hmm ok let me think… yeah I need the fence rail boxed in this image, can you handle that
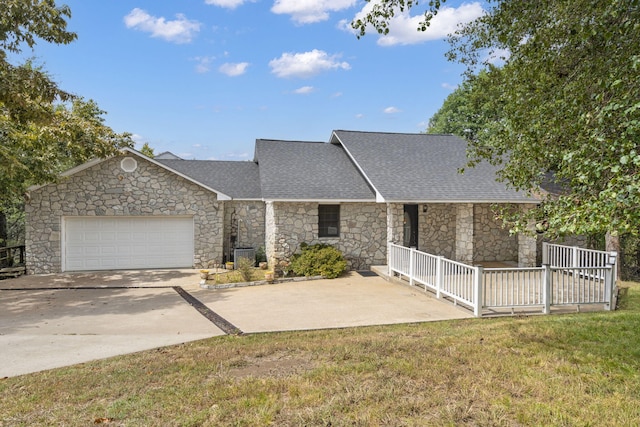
[388,243,617,317]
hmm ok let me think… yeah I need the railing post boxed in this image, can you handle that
[387,242,392,277]
[474,265,483,317]
[435,256,443,299]
[542,264,551,314]
[409,247,415,287]
[572,246,579,268]
[605,252,617,311]
[542,241,549,265]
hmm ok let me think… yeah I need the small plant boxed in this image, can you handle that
[255,246,267,263]
[236,257,255,282]
[290,243,347,279]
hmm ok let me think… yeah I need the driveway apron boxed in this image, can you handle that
[0,270,470,377]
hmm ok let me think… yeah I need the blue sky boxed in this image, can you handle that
[21,0,485,160]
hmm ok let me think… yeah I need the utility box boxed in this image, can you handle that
[233,247,255,268]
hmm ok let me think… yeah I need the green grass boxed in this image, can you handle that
[2,282,640,426]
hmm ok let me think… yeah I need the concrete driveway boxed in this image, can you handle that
[0,270,470,377]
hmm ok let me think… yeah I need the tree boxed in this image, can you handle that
[140,142,155,158]
[426,69,501,144]
[1,1,133,250]
[355,1,640,245]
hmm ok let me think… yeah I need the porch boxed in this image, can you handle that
[376,243,618,317]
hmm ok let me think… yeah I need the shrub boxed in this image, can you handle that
[290,243,347,279]
[236,256,255,282]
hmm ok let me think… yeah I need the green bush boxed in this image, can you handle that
[290,243,347,279]
[236,256,255,282]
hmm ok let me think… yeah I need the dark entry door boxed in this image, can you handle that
[403,204,418,248]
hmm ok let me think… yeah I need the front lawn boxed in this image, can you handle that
[2,282,640,426]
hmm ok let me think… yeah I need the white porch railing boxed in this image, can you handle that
[387,243,617,317]
[388,244,482,316]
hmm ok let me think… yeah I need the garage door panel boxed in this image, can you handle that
[64,217,194,271]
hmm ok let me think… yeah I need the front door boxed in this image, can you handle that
[403,204,418,248]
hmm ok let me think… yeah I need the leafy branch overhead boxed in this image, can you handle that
[357,0,640,238]
[0,0,133,202]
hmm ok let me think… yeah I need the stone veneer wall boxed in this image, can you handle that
[26,155,223,273]
[455,204,475,264]
[419,203,456,259]
[223,201,265,263]
[473,204,518,263]
[266,202,387,273]
[386,203,404,246]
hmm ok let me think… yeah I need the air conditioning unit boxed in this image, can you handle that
[233,247,255,268]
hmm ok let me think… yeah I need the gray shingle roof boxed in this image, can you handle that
[156,159,262,200]
[254,139,376,201]
[331,130,533,203]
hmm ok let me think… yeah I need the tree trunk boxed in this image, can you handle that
[605,232,621,281]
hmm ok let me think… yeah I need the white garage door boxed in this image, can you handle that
[64,217,194,271]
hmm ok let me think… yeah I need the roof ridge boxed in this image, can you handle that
[334,129,458,137]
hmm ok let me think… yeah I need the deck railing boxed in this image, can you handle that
[388,243,617,317]
[0,245,25,267]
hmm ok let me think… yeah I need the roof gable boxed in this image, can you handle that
[255,139,375,201]
[331,130,533,203]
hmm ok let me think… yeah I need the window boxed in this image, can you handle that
[318,204,340,237]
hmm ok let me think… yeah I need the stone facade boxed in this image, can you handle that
[473,204,518,263]
[455,204,475,264]
[223,201,265,263]
[26,155,223,273]
[26,152,539,274]
[265,202,387,273]
[419,203,456,259]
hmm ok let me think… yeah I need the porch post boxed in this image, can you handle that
[455,203,474,264]
[409,247,415,287]
[435,256,443,299]
[474,265,484,317]
[605,252,618,311]
[542,264,551,314]
[518,204,539,267]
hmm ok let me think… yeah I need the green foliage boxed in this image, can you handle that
[290,243,347,279]
[140,142,154,158]
[0,0,133,240]
[362,1,640,239]
[255,246,267,263]
[236,256,255,282]
[446,0,640,239]
[351,0,448,37]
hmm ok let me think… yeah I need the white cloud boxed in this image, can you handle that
[272,0,357,24]
[204,0,248,9]
[355,113,364,119]
[331,92,343,98]
[348,2,484,46]
[384,106,401,114]
[219,62,250,76]
[124,8,201,43]
[441,82,458,90]
[193,56,215,73]
[294,86,315,94]
[484,47,510,65]
[269,49,350,78]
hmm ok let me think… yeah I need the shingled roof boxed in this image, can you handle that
[330,130,534,203]
[156,159,262,200]
[254,139,375,201]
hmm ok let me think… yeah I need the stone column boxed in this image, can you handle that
[386,203,403,246]
[455,203,474,264]
[518,203,538,267]
[264,201,277,270]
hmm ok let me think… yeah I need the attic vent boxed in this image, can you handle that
[120,157,137,173]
